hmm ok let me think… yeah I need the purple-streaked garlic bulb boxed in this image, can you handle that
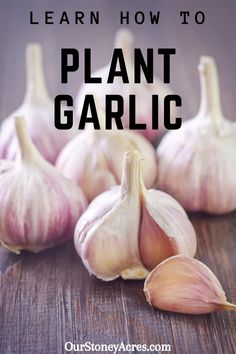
[0,117,87,253]
[0,43,75,163]
[76,29,175,142]
[74,150,196,281]
[156,56,236,214]
[144,256,236,314]
[56,103,157,202]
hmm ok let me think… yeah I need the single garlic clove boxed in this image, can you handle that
[0,43,76,163]
[79,193,148,281]
[74,150,196,281]
[139,190,197,270]
[144,256,236,314]
[75,29,175,142]
[56,102,157,202]
[156,56,236,214]
[75,151,148,281]
[0,117,87,253]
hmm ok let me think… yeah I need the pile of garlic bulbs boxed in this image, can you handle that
[0,37,235,316]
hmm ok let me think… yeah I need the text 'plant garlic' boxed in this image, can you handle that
[74,150,196,281]
[144,256,236,314]
[0,117,87,254]
[156,56,236,214]
[0,43,75,163]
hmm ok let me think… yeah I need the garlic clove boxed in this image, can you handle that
[74,150,196,281]
[0,117,87,253]
[56,102,157,202]
[76,29,175,142]
[144,256,236,314]
[156,56,236,214]
[0,43,76,163]
[79,194,147,281]
[75,151,148,281]
[139,203,178,270]
[139,190,197,270]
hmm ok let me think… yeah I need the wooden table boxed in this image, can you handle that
[0,1,236,353]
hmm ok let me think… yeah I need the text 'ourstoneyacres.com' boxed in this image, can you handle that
[64,341,172,353]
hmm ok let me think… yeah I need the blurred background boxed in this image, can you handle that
[0,0,235,123]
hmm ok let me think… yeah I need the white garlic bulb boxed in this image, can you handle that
[75,29,175,142]
[74,150,196,281]
[0,43,75,163]
[156,56,236,214]
[0,117,87,253]
[56,103,157,202]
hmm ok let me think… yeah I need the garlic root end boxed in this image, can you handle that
[1,241,21,254]
[121,267,149,280]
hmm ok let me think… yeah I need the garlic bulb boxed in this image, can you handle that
[144,256,236,314]
[56,103,157,202]
[75,29,175,142]
[156,56,236,214]
[74,150,196,281]
[0,43,75,163]
[0,117,87,253]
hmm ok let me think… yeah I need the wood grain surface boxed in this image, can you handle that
[0,1,236,354]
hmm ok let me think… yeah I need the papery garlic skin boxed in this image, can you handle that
[0,160,13,175]
[144,256,236,314]
[56,106,157,202]
[0,117,87,253]
[0,44,75,163]
[156,56,236,214]
[75,29,175,142]
[74,150,196,281]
